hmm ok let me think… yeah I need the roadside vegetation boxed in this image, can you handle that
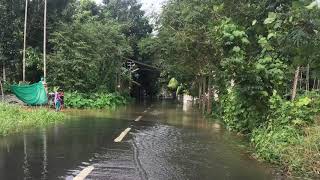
[0,0,153,135]
[0,0,154,98]
[2,0,320,177]
[0,103,64,136]
[139,0,320,177]
[64,92,130,109]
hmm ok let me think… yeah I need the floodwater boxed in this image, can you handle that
[0,101,276,180]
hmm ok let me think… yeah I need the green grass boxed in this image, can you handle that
[0,103,65,136]
[283,125,320,177]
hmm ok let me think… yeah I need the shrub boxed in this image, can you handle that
[251,92,320,176]
[64,92,129,109]
[221,88,264,133]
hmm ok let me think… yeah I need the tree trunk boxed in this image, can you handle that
[198,77,202,108]
[318,80,320,90]
[0,80,4,102]
[313,78,316,90]
[306,64,310,91]
[202,76,206,114]
[115,73,119,92]
[2,61,6,82]
[292,66,300,101]
[207,77,212,114]
[299,69,303,90]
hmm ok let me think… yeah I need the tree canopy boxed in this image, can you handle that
[0,0,155,94]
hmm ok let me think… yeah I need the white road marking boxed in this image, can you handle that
[114,128,131,142]
[135,116,143,122]
[73,166,94,180]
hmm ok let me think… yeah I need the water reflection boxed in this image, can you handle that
[0,101,275,180]
[42,130,48,180]
[23,134,30,180]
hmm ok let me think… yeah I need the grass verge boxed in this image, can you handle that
[0,103,65,136]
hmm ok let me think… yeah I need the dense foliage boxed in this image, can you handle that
[150,0,320,177]
[2,0,320,177]
[252,92,320,175]
[64,92,129,109]
[0,0,154,94]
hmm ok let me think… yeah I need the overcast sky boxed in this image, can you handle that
[94,0,167,15]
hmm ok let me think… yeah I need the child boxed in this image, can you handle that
[54,91,62,112]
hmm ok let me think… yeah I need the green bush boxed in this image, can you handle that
[221,88,264,133]
[64,92,129,109]
[252,126,301,164]
[0,103,65,136]
[251,92,320,176]
[167,78,179,90]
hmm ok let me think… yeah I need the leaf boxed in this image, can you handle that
[241,37,250,44]
[252,20,257,26]
[264,12,277,24]
[232,46,241,53]
[267,33,275,39]
[232,30,245,37]
[261,91,269,97]
[306,1,317,9]
[296,97,311,107]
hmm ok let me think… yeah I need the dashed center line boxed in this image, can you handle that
[73,166,94,180]
[114,128,132,142]
[114,111,148,143]
[74,109,151,179]
[135,116,143,122]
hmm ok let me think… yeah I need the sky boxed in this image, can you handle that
[94,0,167,15]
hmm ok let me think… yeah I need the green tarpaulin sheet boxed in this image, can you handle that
[11,81,48,105]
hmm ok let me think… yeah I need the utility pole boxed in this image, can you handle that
[43,0,47,83]
[23,0,28,82]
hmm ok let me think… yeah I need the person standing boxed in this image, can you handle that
[54,91,62,112]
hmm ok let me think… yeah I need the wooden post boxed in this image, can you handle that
[43,0,47,83]
[292,66,300,101]
[23,0,28,82]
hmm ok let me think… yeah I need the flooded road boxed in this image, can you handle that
[0,101,275,179]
